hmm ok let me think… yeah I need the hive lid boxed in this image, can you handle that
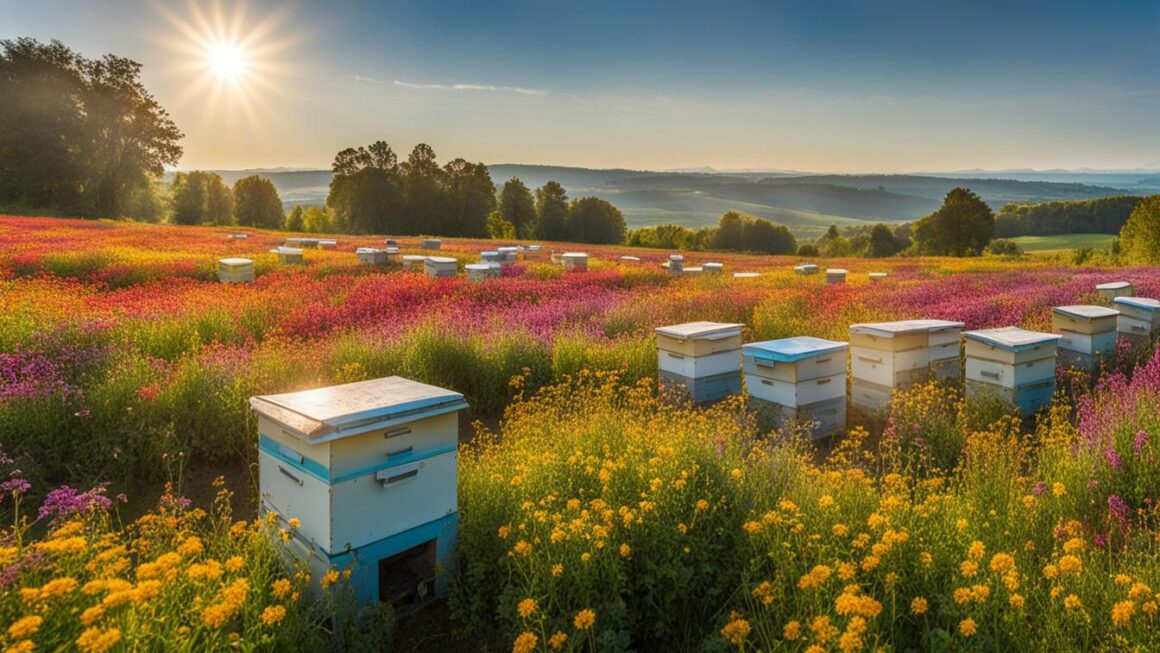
[219,257,252,267]
[562,252,588,258]
[318,239,337,245]
[272,247,303,254]
[704,262,724,268]
[868,272,888,277]
[1114,296,1160,311]
[655,321,743,341]
[850,319,966,337]
[669,254,684,261]
[743,336,848,363]
[1053,305,1119,319]
[1097,281,1132,290]
[355,247,383,254]
[250,376,468,442]
[620,256,641,261]
[826,268,848,274]
[425,256,457,264]
[465,263,496,270]
[733,272,760,278]
[402,255,428,261]
[963,326,1060,351]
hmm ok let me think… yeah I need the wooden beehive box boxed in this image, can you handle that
[421,239,442,250]
[656,321,743,357]
[825,269,847,285]
[1097,281,1133,300]
[465,263,500,282]
[562,252,588,272]
[1052,305,1119,336]
[401,255,427,271]
[424,257,458,278]
[218,257,254,283]
[1113,297,1160,336]
[963,327,1059,395]
[703,262,724,274]
[252,376,467,556]
[742,336,847,384]
[271,247,304,264]
[356,248,388,266]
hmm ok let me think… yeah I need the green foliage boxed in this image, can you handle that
[566,197,627,244]
[0,38,183,219]
[866,223,903,257]
[626,224,703,250]
[912,187,995,256]
[534,181,570,241]
[283,205,305,232]
[995,195,1141,237]
[627,212,794,254]
[301,206,331,233]
[986,238,1024,256]
[171,171,233,226]
[232,175,284,229]
[1119,195,1160,265]
[498,178,537,239]
[797,243,820,257]
[486,210,516,239]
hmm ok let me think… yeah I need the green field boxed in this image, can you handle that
[1010,233,1115,253]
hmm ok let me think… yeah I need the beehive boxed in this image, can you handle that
[424,256,458,279]
[230,233,249,240]
[656,322,743,404]
[401,255,426,271]
[1113,297,1160,340]
[794,264,819,276]
[743,337,848,438]
[1052,305,1119,370]
[825,269,847,285]
[497,246,520,264]
[562,252,588,272]
[1097,282,1133,300]
[963,327,1060,414]
[525,245,543,259]
[286,237,319,249]
[271,247,304,264]
[421,239,442,250]
[868,272,888,282]
[619,256,641,264]
[733,272,760,279]
[703,262,724,274]
[683,266,704,275]
[848,319,965,409]
[385,239,398,247]
[252,376,467,605]
[465,263,500,282]
[218,257,254,283]
[480,251,504,264]
[356,248,388,266]
[318,239,337,249]
[667,255,684,275]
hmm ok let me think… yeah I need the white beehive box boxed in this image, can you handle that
[252,376,467,555]
[465,263,500,282]
[659,348,741,378]
[1097,282,1133,300]
[850,319,964,383]
[271,247,304,264]
[318,239,337,249]
[794,264,819,276]
[703,262,724,274]
[218,257,254,283]
[1113,297,1160,336]
[742,336,847,383]
[401,255,427,271]
[525,245,543,259]
[356,248,388,266]
[850,378,895,411]
[1052,305,1119,335]
[868,272,888,282]
[562,252,588,272]
[733,272,760,279]
[619,256,641,264]
[747,374,844,409]
[667,255,684,275]
[963,328,1059,407]
[656,321,743,357]
[480,251,504,264]
[286,237,319,249]
[963,327,1061,366]
[683,266,704,275]
[825,269,847,285]
[656,322,744,405]
[421,239,442,250]
[850,319,964,352]
[424,256,458,278]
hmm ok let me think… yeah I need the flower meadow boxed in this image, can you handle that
[4,215,1160,650]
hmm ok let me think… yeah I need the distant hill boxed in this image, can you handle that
[177,165,1154,238]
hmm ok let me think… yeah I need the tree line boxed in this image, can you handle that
[627,211,798,254]
[995,195,1141,237]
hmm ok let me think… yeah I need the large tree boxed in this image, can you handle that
[866,223,902,258]
[498,178,537,239]
[566,197,626,244]
[233,175,284,229]
[171,171,231,225]
[912,187,995,256]
[0,38,182,218]
[443,158,495,238]
[326,141,402,234]
[1119,195,1160,265]
[534,181,569,241]
[401,143,447,235]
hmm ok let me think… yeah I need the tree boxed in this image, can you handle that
[401,143,447,235]
[284,205,305,232]
[535,181,569,241]
[744,218,797,254]
[326,141,404,234]
[797,244,820,257]
[302,206,332,233]
[911,187,995,256]
[866,223,902,258]
[1119,195,1160,264]
[233,175,283,228]
[498,178,537,239]
[711,211,747,251]
[170,171,231,225]
[486,211,516,239]
[566,197,626,244]
[0,38,182,218]
[986,239,1024,256]
[444,158,494,238]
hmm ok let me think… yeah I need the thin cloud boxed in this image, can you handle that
[351,75,387,84]
[393,79,546,97]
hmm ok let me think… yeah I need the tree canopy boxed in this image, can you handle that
[912,187,995,256]
[171,171,232,226]
[233,175,284,229]
[566,197,627,244]
[995,196,1140,237]
[1119,195,1160,265]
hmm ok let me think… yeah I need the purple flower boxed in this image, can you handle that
[1094,532,1108,548]
[38,485,112,520]
[1134,430,1149,455]
[1105,447,1123,470]
[1108,494,1130,531]
[1032,481,1047,496]
[0,476,31,499]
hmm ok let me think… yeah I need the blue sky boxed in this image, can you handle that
[3,0,1158,171]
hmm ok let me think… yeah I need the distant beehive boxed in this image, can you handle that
[271,247,304,264]
[1096,282,1133,300]
[825,269,847,285]
[230,233,249,240]
[848,320,965,411]
[424,256,458,279]
[562,252,588,272]
[218,257,254,283]
[251,376,467,607]
[1052,305,1119,370]
[733,272,760,279]
[524,245,543,259]
[401,255,427,271]
[868,272,888,282]
[356,248,388,266]
[655,322,743,404]
[496,246,520,265]
[703,262,724,274]
[1113,297,1160,343]
[318,239,337,249]
[465,263,500,282]
[794,264,819,276]
[286,237,319,249]
[619,255,641,264]
[667,255,684,275]
[421,239,442,250]
[963,327,1060,415]
[480,251,504,264]
[743,336,848,439]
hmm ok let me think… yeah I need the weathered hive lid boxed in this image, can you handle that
[826,268,848,274]
[620,256,641,262]
[800,263,819,269]
[562,252,588,258]
[743,336,848,363]
[733,272,760,278]
[219,257,253,267]
[655,321,743,341]
[1114,296,1160,311]
[1097,281,1132,290]
[669,254,684,261]
[273,246,303,254]
[426,256,457,264]
[963,326,1060,352]
[402,255,428,261]
[1053,305,1119,319]
[355,247,383,254]
[250,376,468,443]
[850,319,966,337]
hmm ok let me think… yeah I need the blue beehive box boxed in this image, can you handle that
[743,337,848,437]
[964,327,1060,414]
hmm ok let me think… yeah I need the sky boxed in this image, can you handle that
[3,0,1159,173]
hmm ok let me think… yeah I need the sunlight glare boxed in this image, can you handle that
[206,41,248,82]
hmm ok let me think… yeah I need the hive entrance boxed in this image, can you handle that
[378,539,437,609]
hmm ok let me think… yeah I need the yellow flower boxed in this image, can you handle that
[551,563,564,577]
[77,627,122,653]
[225,556,244,573]
[1058,555,1082,574]
[1112,600,1135,627]
[574,608,596,630]
[513,540,532,556]
[798,565,833,590]
[320,569,341,589]
[7,616,42,639]
[695,499,709,511]
[919,551,932,566]
[5,641,35,653]
[960,560,979,578]
[177,536,203,557]
[1115,574,1133,585]
[955,519,968,531]
[819,495,835,508]
[1064,594,1082,610]
[81,605,105,625]
[517,598,537,618]
[1062,537,1085,554]
[1052,482,1066,497]
[910,597,928,615]
[783,620,801,640]
[548,631,568,649]
[513,631,538,653]
[989,553,1015,573]
[730,468,742,480]
[619,543,631,558]
[288,517,301,529]
[953,587,972,605]
[1009,593,1025,609]
[498,525,511,539]
[272,578,292,599]
[967,541,985,560]
[261,605,287,626]
[1043,564,1059,579]
[958,617,977,637]
[805,647,826,653]
[580,552,591,563]
[721,614,751,646]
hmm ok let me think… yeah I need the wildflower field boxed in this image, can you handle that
[4,215,1160,651]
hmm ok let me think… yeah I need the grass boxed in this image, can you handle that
[1011,233,1115,253]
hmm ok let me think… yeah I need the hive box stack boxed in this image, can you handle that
[825,269,847,285]
[656,322,744,404]
[562,252,588,272]
[849,320,965,411]
[356,248,388,266]
[401,255,426,271]
[218,258,254,283]
[251,376,467,607]
[1097,282,1134,301]
[963,327,1060,415]
[742,337,848,438]
[497,246,520,265]
[465,263,500,282]
[421,239,442,250]
[1052,305,1119,370]
[424,256,458,279]
[794,264,819,276]
[667,255,684,275]
[271,247,304,264]
[1113,297,1160,344]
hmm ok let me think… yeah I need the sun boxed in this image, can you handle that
[206,41,249,82]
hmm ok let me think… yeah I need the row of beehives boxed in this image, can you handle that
[656,289,1160,438]
[793,263,888,284]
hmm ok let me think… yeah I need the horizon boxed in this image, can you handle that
[3,0,1158,173]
